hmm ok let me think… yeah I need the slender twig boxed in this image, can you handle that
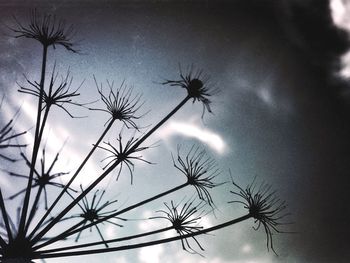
[18,45,48,237]
[34,214,251,258]
[0,189,13,242]
[36,226,173,254]
[33,182,188,250]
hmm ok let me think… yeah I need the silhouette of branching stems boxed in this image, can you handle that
[0,10,290,263]
[0,99,27,162]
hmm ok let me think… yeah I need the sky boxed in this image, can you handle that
[0,0,350,262]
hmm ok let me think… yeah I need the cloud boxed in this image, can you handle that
[330,0,350,79]
[157,120,226,154]
[139,244,164,263]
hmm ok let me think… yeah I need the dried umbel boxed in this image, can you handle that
[66,187,125,247]
[172,146,221,205]
[0,99,27,162]
[89,77,144,128]
[152,200,205,255]
[98,134,152,184]
[7,148,73,209]
[162,65,217,117]
[18,65,84,118]
[11,9,77,52]
[229,178,290,254]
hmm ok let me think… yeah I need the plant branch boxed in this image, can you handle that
[25,186,44,233]
[0,189,13,242]
[38,226,173,254]
[34,214,251,258]
[33,182,188,250]
[31,95,190,245]
[18,45,48,237]
[29,118,115,240]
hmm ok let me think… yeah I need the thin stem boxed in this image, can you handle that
[128,95,190,151]
[33,182,188,250]
[37,105,51,150]
[0,236,6,248]
[19,45,48,237]
[34,214,252,258]
[38,226,173,254]
[0,189,13,242]
[31,96,190,245]
[29,119,115,240]
[25,186,44,233]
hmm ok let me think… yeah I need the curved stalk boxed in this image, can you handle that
[0,189,13,242]
[34,214,252,258]
[25,186,44,233]
[33,182,188,250]
[19,45,48,236]
[38,226,173,254]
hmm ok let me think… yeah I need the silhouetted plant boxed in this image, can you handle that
[172,146,220,206]
[18,64,84,118]
[97,134,152,184]
[0,99,27,162]
[162,65,216,117]
[66,187,125,247]
[0,10,291,263]
[11,9,77,52]
[7,148,74,209]
[89,77,144,128]
[151,199,206,255]
[229,178,290,255]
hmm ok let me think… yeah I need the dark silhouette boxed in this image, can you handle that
[0,10,290,263]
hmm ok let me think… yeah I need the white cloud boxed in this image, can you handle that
[157,121,226,154]
[330,0,350,78]
[139,244,164,263]
[330,0,350,30]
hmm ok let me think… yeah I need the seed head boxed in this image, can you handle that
[68,187,125,247]
[173,146,221,205]
[89,77,144,129]
[18,65,84,118]
[97,134,152,184]
[229,178,290,255]
[162,65,217,117]
[11,9,77,52]
[7,148,75,209]
[152,200,205,255]
[0,100,27,162]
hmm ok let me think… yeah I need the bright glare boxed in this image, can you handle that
[330,0,350,78]
[241,243,252,254]
[330,0,350,29]
[158,121,226,154]
[139,245,164,263]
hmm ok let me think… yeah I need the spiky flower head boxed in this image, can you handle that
[68,187,125,247]
[162,65,217,117]
[18,65,84,118]
[173,146,220,205]
[229,178,290,254]
[7,148,74,209]
[97,134,152,184]
[11,9,77,52]
[0,119,26,162]
[89,77,144,129]
[152,200,205,255]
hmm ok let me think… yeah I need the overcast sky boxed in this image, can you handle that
[1,0,350,263]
